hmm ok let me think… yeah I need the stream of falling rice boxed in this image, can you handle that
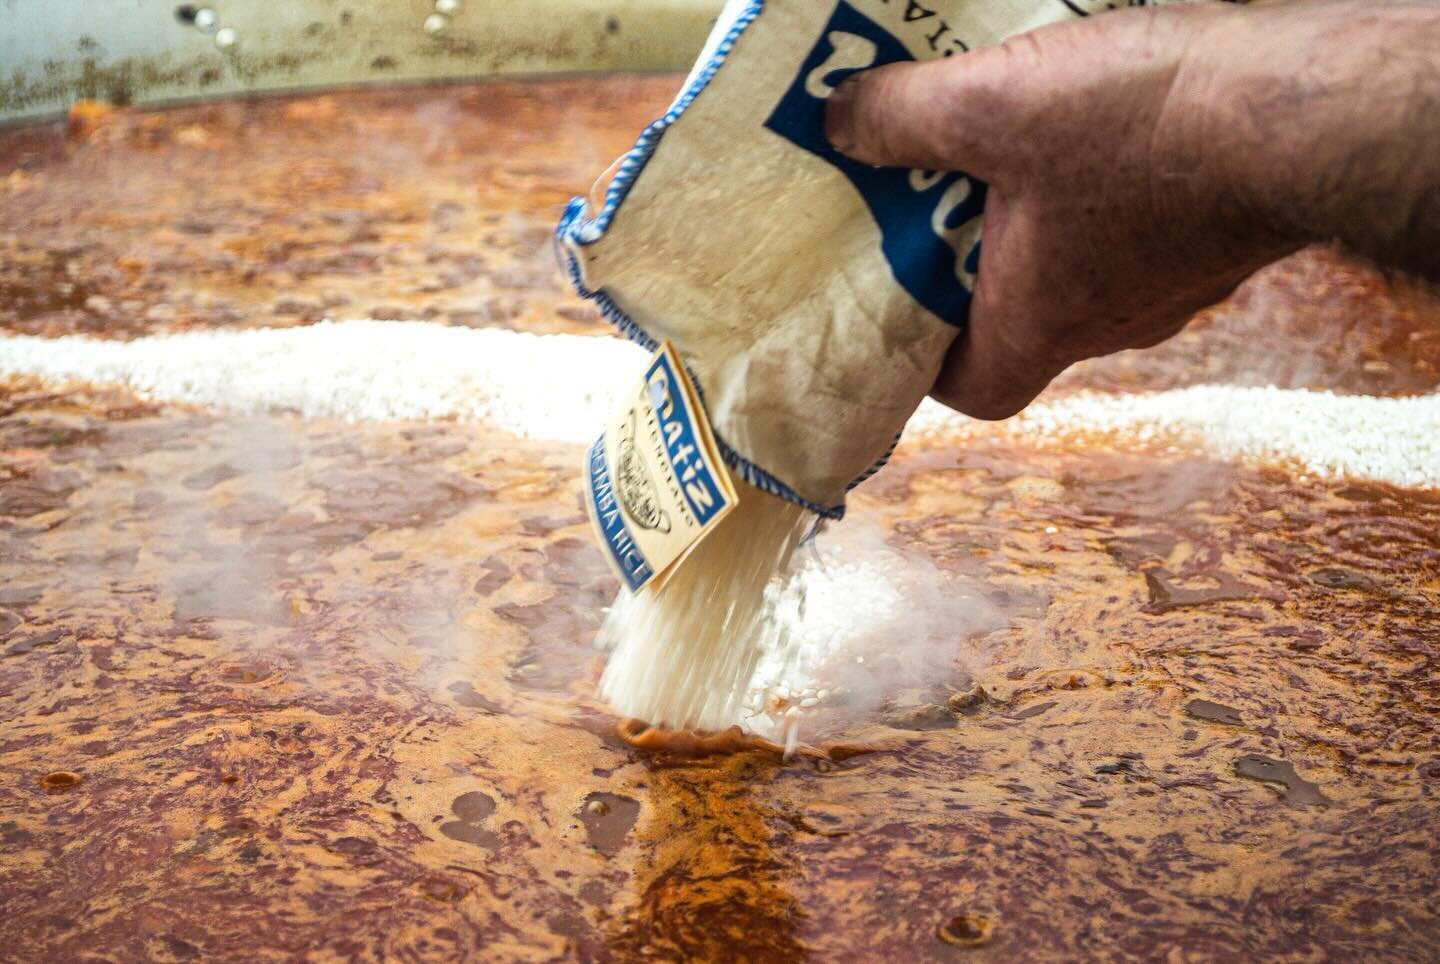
[597,481,812,732]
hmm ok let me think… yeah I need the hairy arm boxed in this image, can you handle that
[825,0,1440,418]
[1199,0,1440,279]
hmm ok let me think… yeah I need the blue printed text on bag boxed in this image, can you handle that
[764,0,985,326]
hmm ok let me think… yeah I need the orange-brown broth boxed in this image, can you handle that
[1,77,1438,962]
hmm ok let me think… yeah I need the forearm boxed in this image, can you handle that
[1191,0,1440,280]
[824,0,1439,417]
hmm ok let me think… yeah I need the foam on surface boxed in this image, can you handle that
[730,523,1004,739]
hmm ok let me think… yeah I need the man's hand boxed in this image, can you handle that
[825,0,1440,419]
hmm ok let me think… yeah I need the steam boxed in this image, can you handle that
[731,514,1007,739]
[160,418,300,631]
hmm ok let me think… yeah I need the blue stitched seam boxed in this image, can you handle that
[555,0,890,523]
[557,226,848,521]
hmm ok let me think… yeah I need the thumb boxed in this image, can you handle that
[823,53,1011,176]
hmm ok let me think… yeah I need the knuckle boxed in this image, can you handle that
[993,31,1046,78]
[844,65,909,161]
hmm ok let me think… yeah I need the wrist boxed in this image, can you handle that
[1191,1,1440,277]
[1141,3,1306,271]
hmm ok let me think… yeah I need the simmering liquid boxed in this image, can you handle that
[1,77,1437,961]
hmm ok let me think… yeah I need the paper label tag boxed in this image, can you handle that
[584,341,738,593]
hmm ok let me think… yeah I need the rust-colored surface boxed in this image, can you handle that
[1058,246,1440,397]
[2,79,1439,961]
[0,77,670,340]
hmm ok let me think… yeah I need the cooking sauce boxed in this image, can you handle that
[1,77,1438,961]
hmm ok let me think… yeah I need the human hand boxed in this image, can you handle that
[825,0,1440,418]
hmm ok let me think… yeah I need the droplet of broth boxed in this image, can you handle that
[882,702,955,731]
[1143,569,1256,612]
[938,911,994,947]
[40,771,82,793]
[218,662,274,684]
[1095,757,1151,782]
[1184,699,1244,727]
[578,792,639,856]
[327,835,383,864]
[446,681,503,713]
[1234,754,1331,807]
[217,818,258,838]
[1006,700,1058,721]
[0,585,43,607]
[451,790,496,822]
[796,801,863,838]
[440,790,500,847]
[1103,533,1178,569]
[471,555,511,596]
[1307,567,1378,592]
[439,821,500,849]
[546,911,589,940]
[182,462,244,491]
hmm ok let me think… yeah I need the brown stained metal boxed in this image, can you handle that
[0,5,714,125]
[1,78,1439,960]
[0,48,318,120]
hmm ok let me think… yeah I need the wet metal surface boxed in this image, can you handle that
[2,78,1439,961]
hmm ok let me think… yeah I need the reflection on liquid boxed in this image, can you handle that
[1,76,1439,960]
[1185,698,1245,727]
[1234,755,1332,808]
[578,792,640,856]
[2,394,1436,958]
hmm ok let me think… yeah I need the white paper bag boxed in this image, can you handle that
[559,0,1209,518]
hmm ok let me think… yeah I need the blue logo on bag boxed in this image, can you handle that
[764,1,984,326]
[645,351,728,527]
[587,435,654,592]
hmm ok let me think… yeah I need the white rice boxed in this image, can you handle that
[0,319,641,444]
[0,321,1434,489]
[598,477,812,733]
[908,387,1440,488]
[3,319,1434,734]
